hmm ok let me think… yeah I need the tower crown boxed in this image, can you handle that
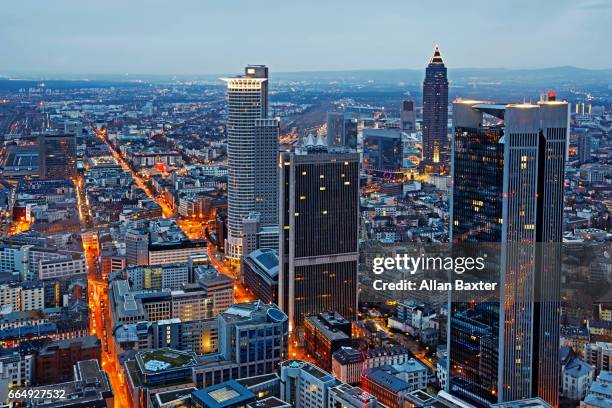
[430,45,444,64]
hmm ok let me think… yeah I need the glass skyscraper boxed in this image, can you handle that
[448,96,569,407]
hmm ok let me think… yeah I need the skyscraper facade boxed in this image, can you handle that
[448,96,569,407]
[326,112,358,149]
[222,66,279,259]
[421,46,449,172]
[578,132,592,164]
[278,138,359,331]
[400,100,417,132]
[38,134,77,179]
[362,128,403,178]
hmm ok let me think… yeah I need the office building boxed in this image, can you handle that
[585,342,612,375]
[400,100,417,132]
[578,133,592,164]
[362,128,403,178]
[243,248,279,305]
[0,349,33,390]
[303,311,352,372]
[34,336,102,385]
[448,96,569,406]
[29,360,113,408]
[125,349,198,408]
[38,254,87,280]
[222,65,279,260]
[0,281,44,312]
[361,366,414,408]
[148,240,207,266]
[126,229,150,266]
[327,112,358,148]
[0,242,67,281]
[278,139,359,330]
[192,380,256,408]
[125,264,190,291]
[280,360,338,408]
[38,134,77,179]
[332,346,363,385]
[242,212,279,256]
[421,46,449,171]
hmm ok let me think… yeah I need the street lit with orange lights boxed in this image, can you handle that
[76,165,129,407]
[94,128,174,218]
[88,275,130,407]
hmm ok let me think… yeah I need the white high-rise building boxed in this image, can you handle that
[221,66,279,260]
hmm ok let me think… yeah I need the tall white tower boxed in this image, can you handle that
[221,66,279,260]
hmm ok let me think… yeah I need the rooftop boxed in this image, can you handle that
[363,365,411,393]
[192,380,255,408]
[281,360,335,382]
[137,349,197,373]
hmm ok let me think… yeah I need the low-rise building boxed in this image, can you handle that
[28,359,113,408]
[328,383,378,408]
[303,312,352,372]
[332,346,362,385]
[242,249,278,305]
[35,336,102,385]
[563,358,594,400]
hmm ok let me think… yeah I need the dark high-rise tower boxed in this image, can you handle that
[448,96,568,407]
[421,45,449,172]
[326,112,358,149]
[278,136,359,331]
[400,100,417,132]
[38,134,77,179]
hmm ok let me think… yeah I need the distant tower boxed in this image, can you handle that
[125,229,149,266]
[578,132,592,164]
[326,112,358,149]
[221,66,279,260]
[400,100,416,132]
[421,45,449,172]
[278,136,359,330]
[38,134,77,179]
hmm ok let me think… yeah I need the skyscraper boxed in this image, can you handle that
[578,132,592,164]
[421,46,449,172]
[125,228,149,266]
[448,95,569,407]
[326,112,358,149]
[38,134,77,179]
[222,66,279,260]
[362,128,403,178]
[278,136,359,330]
[400,100,417,132]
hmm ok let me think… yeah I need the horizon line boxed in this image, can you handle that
[1,65,611,80]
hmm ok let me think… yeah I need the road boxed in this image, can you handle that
[94,128,174,218]
[90,126,259,406]
[76,154,130,407]
[85,243,130,407]
[88,276,130,407]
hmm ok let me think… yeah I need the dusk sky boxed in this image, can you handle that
[1,0,611,75]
